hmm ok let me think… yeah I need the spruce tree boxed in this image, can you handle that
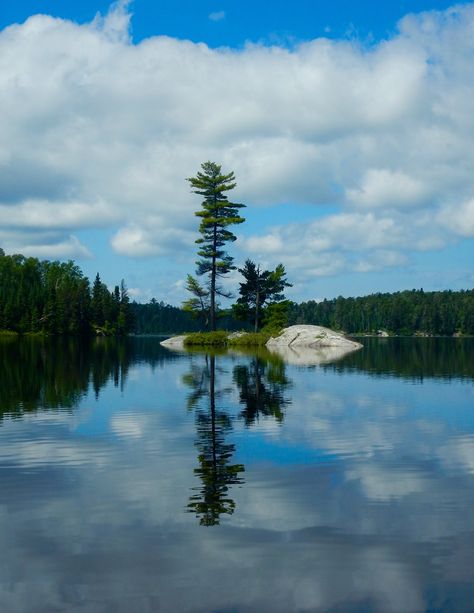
[187,162,245,331]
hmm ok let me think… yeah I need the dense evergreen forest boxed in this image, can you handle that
[289,289,474,336]
[130,300,246,334]
[0,249,132,335]
[1,249,472,336]
[132,289,474,336]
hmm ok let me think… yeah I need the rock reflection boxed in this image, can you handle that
[185,355,245,526]
[267,343,361,366]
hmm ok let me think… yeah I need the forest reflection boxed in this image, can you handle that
[2,336,472,422]
[327,336,474,380]
[2,335,474,532]
[0,335,179,418]
[183,352,290,525]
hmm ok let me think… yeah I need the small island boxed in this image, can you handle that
[161,325,363,365]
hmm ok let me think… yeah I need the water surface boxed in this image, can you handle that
[0,336,473,612]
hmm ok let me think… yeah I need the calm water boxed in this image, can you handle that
[1,336,474,613]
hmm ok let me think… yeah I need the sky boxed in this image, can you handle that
[0,0,473,304]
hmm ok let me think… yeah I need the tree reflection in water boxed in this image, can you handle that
[185,355,245,526]
[0,336,132,417]
[0,335,180,418]
[233,354,291,426]
[184,351,291,526]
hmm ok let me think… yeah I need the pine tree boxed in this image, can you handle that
[187,162,245,331]
[234,260,292,332]
[182,274,210,328]
[91,273,104,327]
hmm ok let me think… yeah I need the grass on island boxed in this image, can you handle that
[183,330,276,347]
[183,331,229,346]
[0,329,19,336]
[228,332,271,347]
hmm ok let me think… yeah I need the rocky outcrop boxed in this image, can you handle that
[160,335,187,349]
[160,325,363,365]
[266,325,363,349]
[265,325,362,365]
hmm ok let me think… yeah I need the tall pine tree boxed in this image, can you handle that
[187,162,245,331]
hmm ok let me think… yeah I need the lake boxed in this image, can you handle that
[1,336,473,612]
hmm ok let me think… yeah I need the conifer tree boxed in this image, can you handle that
[182,274,210,328]
[234,260,292,332]
[187,162,245,331]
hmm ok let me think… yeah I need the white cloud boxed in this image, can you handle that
[437,198,474,237]
[209,11,225,22]
[346,169,429,209]
[0,230,91,259]
[239,210,442,282]
[92,0,133,43]
[0,2,473,284]
[20,235,92,259]
[110,221,195,257]
[0,199,117,229]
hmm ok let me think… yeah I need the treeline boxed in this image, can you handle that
[0,249,133,335]
[290,289,474,336]
[132,289,474,336]
[130,300,245,335]
[2,248,472,337]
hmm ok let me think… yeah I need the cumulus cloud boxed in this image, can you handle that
[437,198,474,237]
[0,2,473,284]
[0,229,91,259]
[110,220,195,257]
[239,210,440,281]
[346,169,430,209]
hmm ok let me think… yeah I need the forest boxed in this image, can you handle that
[289,289,474,336]
[131,288,474,336]
[131,299,243,335]
[0,249,133,335]
[1,248,473,337]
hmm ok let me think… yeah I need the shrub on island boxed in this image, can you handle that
[183,331,274,347]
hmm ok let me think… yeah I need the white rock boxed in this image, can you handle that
[265,325,362,366]
[266,325,363,349]
[160,335,187,349]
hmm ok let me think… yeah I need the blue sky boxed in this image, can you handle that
[0,1,458,46]
[0,0,473,303]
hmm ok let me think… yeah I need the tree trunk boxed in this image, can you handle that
[210,224,217,331]
[254,290,259,332]
[254,266,260,332]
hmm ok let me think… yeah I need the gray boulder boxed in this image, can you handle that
[265,325,362,365]
[160,335,187,349]
[266,325,363,349]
